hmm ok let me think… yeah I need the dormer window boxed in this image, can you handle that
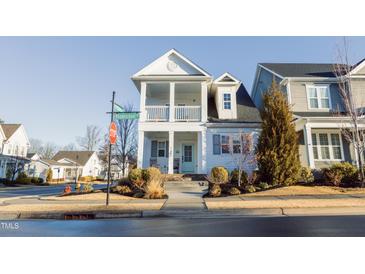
[223,93,231,110]
[307,85,331,109]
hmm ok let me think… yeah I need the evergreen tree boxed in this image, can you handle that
[256,81,301,186]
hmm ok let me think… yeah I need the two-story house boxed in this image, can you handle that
[0,124,30,179]
[132,49,261,174]
[251,60,365,170]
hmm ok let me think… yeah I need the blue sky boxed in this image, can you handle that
[1,36,365,146]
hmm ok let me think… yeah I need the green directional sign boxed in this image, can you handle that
[115,112,140,120]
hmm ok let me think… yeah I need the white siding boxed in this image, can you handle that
[206,127,260,175]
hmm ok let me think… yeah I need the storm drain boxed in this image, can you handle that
[64,213,95,220]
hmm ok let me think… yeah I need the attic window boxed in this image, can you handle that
[223,93,231,110]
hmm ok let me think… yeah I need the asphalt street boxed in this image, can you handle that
[0,183,107,198]
[2,215,365,236]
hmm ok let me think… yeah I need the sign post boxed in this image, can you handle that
[106,91,116,206]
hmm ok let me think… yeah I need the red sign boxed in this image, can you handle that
[109,121,117,145]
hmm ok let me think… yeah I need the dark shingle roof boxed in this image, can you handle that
[52,151,95,166]
[208,84,262,123]
[0,124,21,139]
[259,63,350,78]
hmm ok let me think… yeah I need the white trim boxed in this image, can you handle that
[257,64,285,80]
[287,80,292,105]
[222,92,232,110]
[305,84,332,110]
[311,129,345,162]
[132,49,211,78]
[349,59,365,75]
[214,72,240,84]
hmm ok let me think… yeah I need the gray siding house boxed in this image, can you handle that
[251,60,365,170]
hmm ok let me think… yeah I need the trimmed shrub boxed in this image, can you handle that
[142,167,161,182]
[82,183,94,193]
[144,178,165,199]
[244,185,256,193]
[230,169,248,186]
[227,187,241,195]
[210,166,229,184]
[128,168,144,188]
[17,172,27,180]
[258,182,270,189]
[323,162,358,186]
[115,185,132,195]
[298,167,314,184]
[209,184,222,197]
[15,177,33,184]
[46,168,53,182]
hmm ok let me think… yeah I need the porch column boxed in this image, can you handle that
[352,132,360,167]
[201,82,208,122]
[137,131,144,168]
[169,82,175,122]
[303,124,315,169]
[197,130,207,174]
[168,131,174,174]
[140,82,146,121]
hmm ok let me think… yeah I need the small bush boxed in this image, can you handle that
[30,177,44,184]
[142,167,161,182]
[227,187,241,195]
[144,178,165,199]
[209,184,222,197]
[46,168,53,182]
[244,185,256,193]
[128,168,144,188]
[79,176,94,182]
[15,177,33,184]
[299,167,314,184]
[258,182,270,189]
[230,169,248,185]
[210,166,229,184]
[82,183,94,193]
[115,185,132,195]
[323,162,358,186]
[17,172,27,180]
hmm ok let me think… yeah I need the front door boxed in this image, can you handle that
[182,144,194,173]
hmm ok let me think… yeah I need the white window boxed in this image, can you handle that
[221,135,230,154]
[312,132,343,160]
[232,135,241,154]
[307,85,330,109]
[158,141,166,157]
[223,93,231,110]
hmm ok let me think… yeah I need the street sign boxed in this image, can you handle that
[115,112,140,120]
[109,121,117,145]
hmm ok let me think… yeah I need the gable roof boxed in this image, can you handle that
[214,72,240,83]
[0,124,22,139]
[259,63,354,78]
[208,84,262,123]
[52,151,95,166]
[132,49,211,78]
[42,159,76,167]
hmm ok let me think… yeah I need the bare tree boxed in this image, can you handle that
[77,125,101,151]
[229,132,255,187]
[62,142,77,151]
[116,104,137,177]
[28,138,44,155]
[333,38,365,182]
[42,142,58,159]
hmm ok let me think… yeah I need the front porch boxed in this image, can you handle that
[295,117,362,169]
[137,131,207,174]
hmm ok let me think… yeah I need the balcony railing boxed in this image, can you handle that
[145,105,201,122]
[145,106,169,121]
[175,106,201,121]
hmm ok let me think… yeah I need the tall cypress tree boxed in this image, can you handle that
[256,81,300,186]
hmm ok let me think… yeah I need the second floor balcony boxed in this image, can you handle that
[145,105,201,122]
[140,81,207,123]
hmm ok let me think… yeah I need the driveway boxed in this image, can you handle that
[162,180,208,210]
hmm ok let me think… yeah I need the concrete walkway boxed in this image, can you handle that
[162,180,208,210]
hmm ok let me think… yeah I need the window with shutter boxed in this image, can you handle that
[151,141,157,158]
[213,134,221,155]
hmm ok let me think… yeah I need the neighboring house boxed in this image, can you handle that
[132,49,261,174]
[0,124,30,179]
[251,59,365,169]
[52,151,102,180]
[25,153,76,182]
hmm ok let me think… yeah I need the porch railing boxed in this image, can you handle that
[145,106,169,121]
[175,106,201,121]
